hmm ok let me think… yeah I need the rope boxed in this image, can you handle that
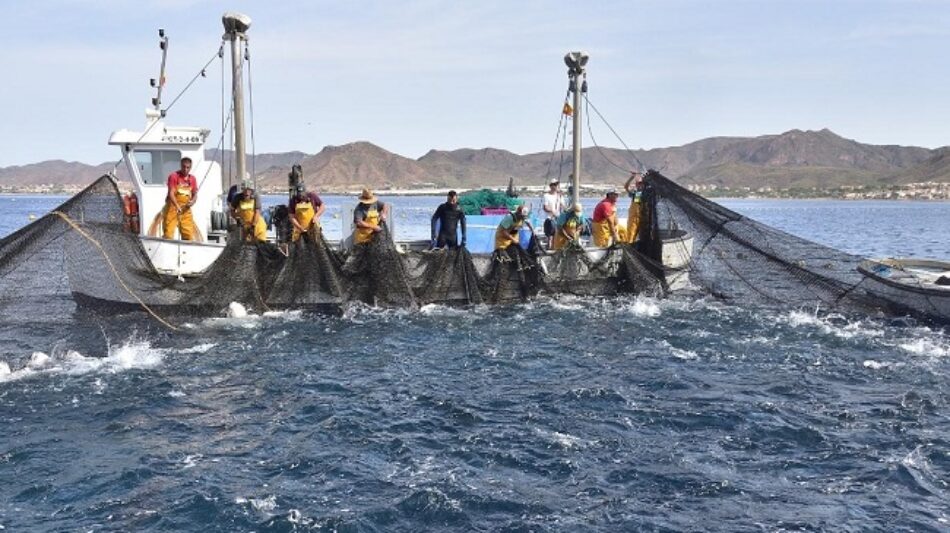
[583,94,646,172]
[50,211,180,331]
[163,45,224,113]
[109,43,226,179]
[544,88,571,183]
[198,108,233,191]
[583,96,640,175]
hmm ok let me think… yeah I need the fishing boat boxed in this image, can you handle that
[857,258,950,322]
[98,14,691,306]
[15,12,950,326]
[106,16,251,276]
[0,12,701,320]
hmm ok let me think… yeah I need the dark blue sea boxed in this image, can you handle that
[1,195,948,532]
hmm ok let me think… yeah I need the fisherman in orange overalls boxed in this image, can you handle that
[162,157,198,240]
[289,185,325,242]
[230,182,268,242]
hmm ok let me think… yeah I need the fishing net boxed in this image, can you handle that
[478,241,545,304]
[265,233,348,309]
[3,173,945,328]
[458,189,523,216]
[407,247,484,305]
[646,170,950,323]
[341,224,418,308]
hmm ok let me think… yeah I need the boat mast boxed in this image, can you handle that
[151,29,169,113]
[564,51,589,207]
[223,12,252,187]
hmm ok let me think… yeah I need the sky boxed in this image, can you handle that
[1,0,949,167]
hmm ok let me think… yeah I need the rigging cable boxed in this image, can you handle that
[583,94,645,175]
[109,43,225,177]
[544,88,571,183]
[583,93,646,172]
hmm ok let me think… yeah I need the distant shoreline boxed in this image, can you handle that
[2,184,949,201]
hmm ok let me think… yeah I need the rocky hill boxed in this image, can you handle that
[3,129,948,193]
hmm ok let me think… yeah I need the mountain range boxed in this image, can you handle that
[3,129,949,192]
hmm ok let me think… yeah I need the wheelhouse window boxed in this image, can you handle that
[131,149,183,185]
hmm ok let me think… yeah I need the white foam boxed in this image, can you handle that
[418,303,472,317]
[178,343,216,354]
[182,454,202,469]
[863,360,890,370]
[670,347,699,360]
[193,302,305,329]
[0,339,165,384]
[247,495,277,514]
[899,338,950,357]
[28,352,51,369]
[262,309,304,321]
[340,302,411,323]
[656,339,698,360]
[536,428,588,450]
[628,298,662,317]
[198,315,262,330]
[781,311,884,340]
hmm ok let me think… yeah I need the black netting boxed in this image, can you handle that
[478,244,545,304]
[409,248,484,305]
[265,233,347,309]
[647,170,949,323]
[341,224,418,308]
[4,173,944,327]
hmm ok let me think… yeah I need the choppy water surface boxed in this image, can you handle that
[0,196,948,531]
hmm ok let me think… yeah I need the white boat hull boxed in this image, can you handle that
[141,236,225,276]
[858,258,950,322]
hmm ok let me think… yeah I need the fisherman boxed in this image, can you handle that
[552,203,586,250]
[430,190,467,249]
[162,157,198,240]
[494,204,534,251]
[591,189,626,247]
[353,188,388,245]
[541,178,564,241]
[230,182,267,242]
[623,171,645,243]
[289,184,325,242]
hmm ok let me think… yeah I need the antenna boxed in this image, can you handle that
[150,29,169,112]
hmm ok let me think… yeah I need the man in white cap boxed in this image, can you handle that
[541,178,564,241]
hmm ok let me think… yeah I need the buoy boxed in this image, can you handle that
[227,301,248,318]
[28,214,36,221]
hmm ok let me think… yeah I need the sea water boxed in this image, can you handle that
[0,195,948,531]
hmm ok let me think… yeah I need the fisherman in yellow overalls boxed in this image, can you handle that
[162,157,198,240]
[591,189,626,247]
[552,203,586,250]
[353,188,388,245]
[494,204,534,251]
[229,183,267,242]
[623,171,645,243]
[289,185,325,242]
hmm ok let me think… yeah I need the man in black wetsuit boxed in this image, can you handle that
[430,190,467,249]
